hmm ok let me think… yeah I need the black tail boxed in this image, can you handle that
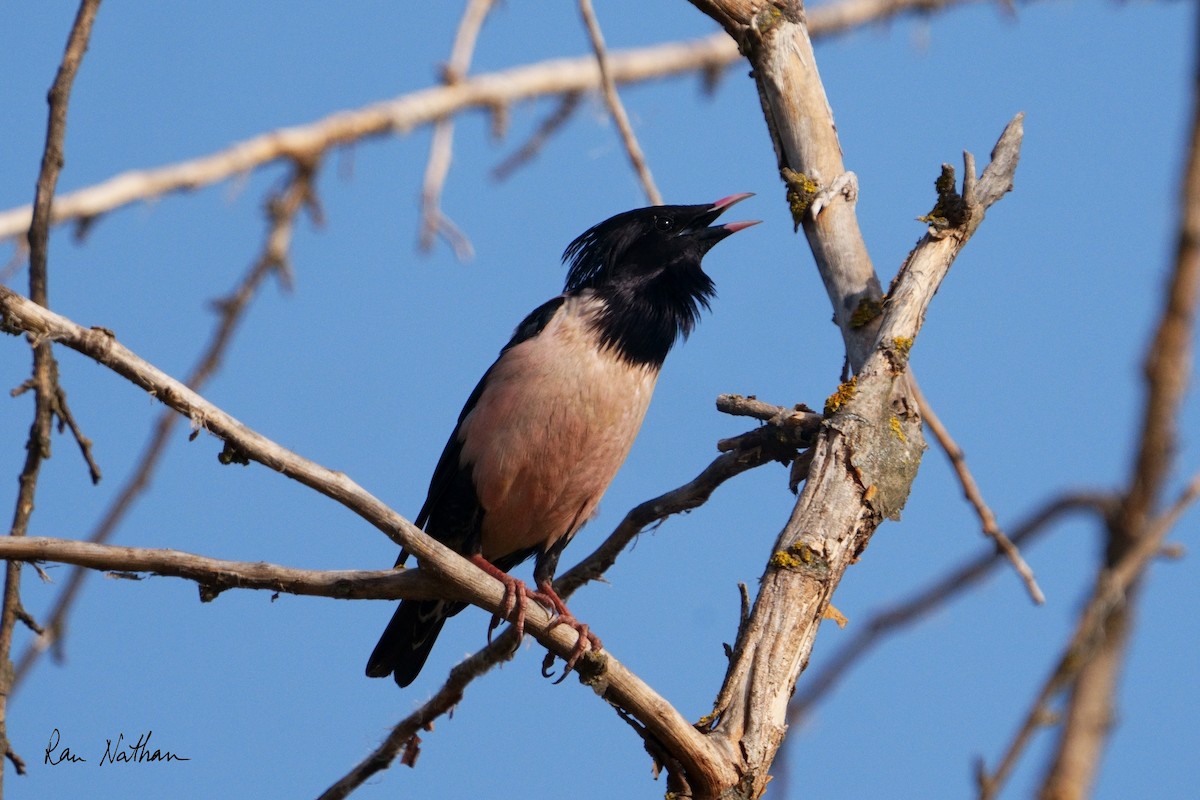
[365,599,454,687]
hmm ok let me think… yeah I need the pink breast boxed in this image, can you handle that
[456,297,658,560]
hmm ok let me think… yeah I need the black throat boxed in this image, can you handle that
[586,269,714,369]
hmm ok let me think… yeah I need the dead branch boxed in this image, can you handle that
[0,536,444,601]
[0,285,737,790]
[0,33,738,242]
[0,0,997,244]
[981,476,1200,799]
[323,406,811,796]
[1025,24,1200,799]
[701,116,1020,799]
[909,377,1044,604]
[0,0,103,785]
[318,627,521,799]
[418,0,494,257]
[558,404,818,598]
[579,0,662,205]
[788,491,1114,727]
[13,164,319,689]
[491,92,583,180]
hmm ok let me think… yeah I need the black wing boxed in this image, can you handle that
[369,296,568,684]
[398,295,567,561]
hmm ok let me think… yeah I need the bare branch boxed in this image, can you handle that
[0,0,997,243]
[697,0,886,371]
[0,34,738,242]
[579,0,662,205]
[1030,27,1200,797]
[323,404,809,794]
[788,491,1114,727]
[0,537,448,599]
[715,393,818,425]
[14,165,319,689]
[685,6,1023,785]
[909,377,1044,604]
[0,536,446,601]
[1,0,103,789]
[0,286,736,789]
[687,5,1025,794]
[557,407,816,599]
[418,0,494,256]
[319,628,520,799]
[491,92,583,180]
[981,476,1200,799]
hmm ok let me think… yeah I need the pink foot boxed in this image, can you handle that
[468,554,529,642]
[531,580,602,683]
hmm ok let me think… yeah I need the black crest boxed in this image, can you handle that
[561,203,741,367]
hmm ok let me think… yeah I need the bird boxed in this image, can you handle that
[365,194,758,687]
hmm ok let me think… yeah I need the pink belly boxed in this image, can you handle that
[456,301,657,559]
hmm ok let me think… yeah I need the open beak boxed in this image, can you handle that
[687,192,761,240]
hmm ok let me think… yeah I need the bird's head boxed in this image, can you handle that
[562,193,757,296]
[561,194,758,366]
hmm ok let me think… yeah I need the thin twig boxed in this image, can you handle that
[417,0,494,257]
[0,537,446,601]
[1030,24,1200,796]
[13,165,319,688]
[492,91,583,180]
[13,606,44,637]
[979,475,1200,799]
[0,0,103,786]
[556,412,814,597]
[0,0,1002,243]
[909,377,1045,604]
[323,414,807,795]
[578,0,662,205]
[0,286,738,788]
[787,491,1114,725]
[317,628,520,800]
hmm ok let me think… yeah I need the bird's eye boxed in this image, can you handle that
[654,216,674,232]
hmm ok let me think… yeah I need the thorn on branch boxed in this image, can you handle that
[31,561,52,583]
[52,382,101,484]
[700,62,727,96]
[71,214,97,242]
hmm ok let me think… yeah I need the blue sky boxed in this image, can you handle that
[2,2,1197,798]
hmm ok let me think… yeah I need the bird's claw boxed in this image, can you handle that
[472,554,530,644]
[527,581,603,682]
[540,610,602,683]
[469,556,602,678]
[486,577,529,644]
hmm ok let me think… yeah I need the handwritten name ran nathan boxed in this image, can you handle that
[44,729,190,766]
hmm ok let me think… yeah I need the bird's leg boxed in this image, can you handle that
[532,580,603,683]
[468,554,528,643]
